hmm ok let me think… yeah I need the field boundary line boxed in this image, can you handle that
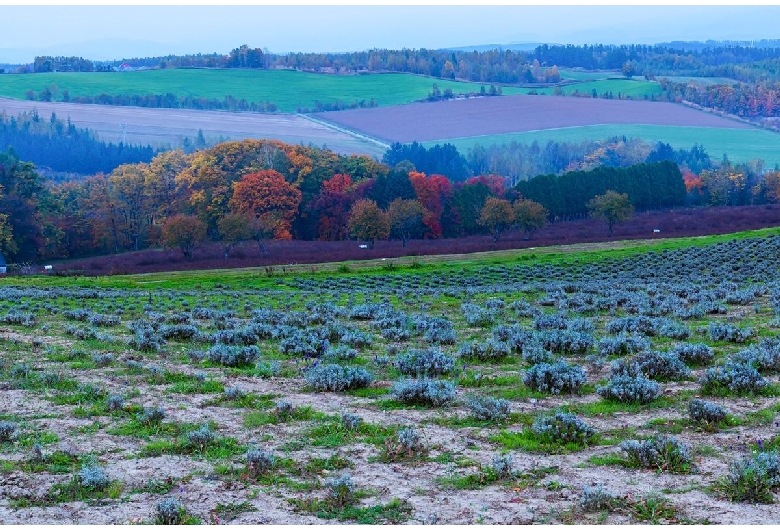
[299,114,391,150]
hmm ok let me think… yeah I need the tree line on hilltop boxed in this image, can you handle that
[16,43,780,119]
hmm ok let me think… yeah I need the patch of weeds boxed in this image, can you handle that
[587,453,630,467]
[298,419,394,448]
[563,396,677,416]
[49,384,108,406]
[15,450,83,474]
[12,429,59,449]
[107,417,191,438]
[205,392,280,410]
[303,454,353,474]
[645,417,687,435]
[743,402,780,426]
[243,404,321,427]
[437,454,516,490]
[129,477,176,495]
[27,471,124,507]
[344,387,390,398]
[212,501,258,522]
[624,492,682,524]
[514,464,560,489]
[140,432,245,461]
[483,384,548,400]
[431,412,532,429]
[289,496,412,524]
[490,425,595,454]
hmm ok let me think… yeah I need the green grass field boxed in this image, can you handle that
[558,69,617,81]
[0,69,533,114]
[426,124,780,166]
[530,79,663,98]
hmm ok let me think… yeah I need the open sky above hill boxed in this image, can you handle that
[1,5,780,63]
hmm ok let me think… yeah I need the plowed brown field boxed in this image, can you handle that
[315,95,752,143]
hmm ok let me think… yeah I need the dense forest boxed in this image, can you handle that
[0,137,777,264]
[0,111,158,175]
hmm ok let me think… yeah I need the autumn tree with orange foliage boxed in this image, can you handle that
[161,215,207,261]
[230,169,302,241]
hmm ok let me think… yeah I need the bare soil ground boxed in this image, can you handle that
[315,94,753,143]
[0,98,383,156]
[54,203,780,276]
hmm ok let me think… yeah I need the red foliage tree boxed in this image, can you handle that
[409,171,451,238]
[229,170,302,240]
[465,174,506,197]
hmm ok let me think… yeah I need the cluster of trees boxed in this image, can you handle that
[0,140,541,261]
[5,136,780,264]
[32,55,100,73]
[0,111,158,175]
[23,45,568,86]
[515,161,686,221]
[532,43,780,78]
[383,142,470,182]
[426,82,503,102]
[659,78,780,118]
[465,137,713,183]
[23,89,282,113]
[0,150,52,261]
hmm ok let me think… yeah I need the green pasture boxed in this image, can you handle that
[530,78,663,98]
[428,124,780,166]
[11,227,780,291]
[0,69,529,114]
[558,69,617,81]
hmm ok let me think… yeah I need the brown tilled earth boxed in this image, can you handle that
[315,94,752,143]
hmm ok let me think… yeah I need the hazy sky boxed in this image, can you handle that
[1,5,779,62]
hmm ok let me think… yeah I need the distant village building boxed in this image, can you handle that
[0,251,6,274]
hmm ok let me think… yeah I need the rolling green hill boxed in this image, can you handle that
[0,69,535,113]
